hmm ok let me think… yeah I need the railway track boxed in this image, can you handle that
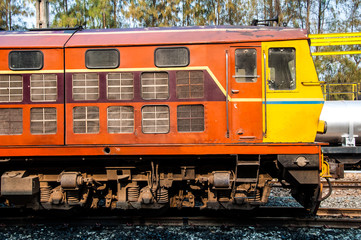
[272,180,361,189]
[0,207,360,228]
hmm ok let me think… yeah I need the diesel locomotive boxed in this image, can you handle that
[0,26,327,213]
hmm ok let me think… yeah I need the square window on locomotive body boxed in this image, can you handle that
[0,75,23,102]
[107,106,134,134]
[0,108,23,135]
[155,47,189,67]
[142,105,170,134]
[30,107,57,135]
[176,71,204,99]
[9,51,43,70]
[177,105,204,132]
[141,72,169,100]
[85,49,120,69]
[268,48,296,90]
[73,106,99,134]
[72,73,99,101]
[235,49,257,83]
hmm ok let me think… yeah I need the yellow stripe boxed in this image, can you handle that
[309,32,361,38]
[226,98,324,102]
[267,98,324,102]
[311,37,361,43]
[231,98,262,102]
[312,50,361,56]
[311,40,361,47]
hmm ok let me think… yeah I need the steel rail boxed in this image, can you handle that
[0,207,359,228]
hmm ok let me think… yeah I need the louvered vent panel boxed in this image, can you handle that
[0,108,23,135]
[107,106,134,133]
[176,71,204,99]
[177,105,204,132]
[72,73,99,100]
[30,74,57,102]
[107,73,134,100]
[141,72,168,100]
[0,75,22,102]
[142,105,169,133]
[30,107,57,134]
[73,106,99,134]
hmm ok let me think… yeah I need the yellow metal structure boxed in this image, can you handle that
[262,40,324,142]
[317,120,326,134]
[310,32,361,56]
[322,83,361,100]
[320,155,332,178]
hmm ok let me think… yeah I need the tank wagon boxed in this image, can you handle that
[317,101,361,169]
[0,26,325,213]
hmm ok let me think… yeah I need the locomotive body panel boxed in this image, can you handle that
[0,27,325,213]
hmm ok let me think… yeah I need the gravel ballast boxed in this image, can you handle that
[1,225,361,240]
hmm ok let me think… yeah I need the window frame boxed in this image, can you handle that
[267,47,296,91]
[234,48,258,83]
[154,47,190,68]
[9,50,44,71]
[85,49,120,69]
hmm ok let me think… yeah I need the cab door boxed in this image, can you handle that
[229,46,263,141]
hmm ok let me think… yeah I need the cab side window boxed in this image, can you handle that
[235,49,257,83]
[268,48,296,90]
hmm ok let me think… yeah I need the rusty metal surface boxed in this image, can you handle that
[0,26,308,49]
[68,26,308,47]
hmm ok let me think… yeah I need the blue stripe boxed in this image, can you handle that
[263,101,324,104]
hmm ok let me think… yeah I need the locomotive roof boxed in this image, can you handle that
[0,26,308,49]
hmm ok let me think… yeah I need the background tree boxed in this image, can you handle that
[1,0,31,30]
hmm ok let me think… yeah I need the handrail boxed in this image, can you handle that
[322,82,360,100]
[309,32,361,56]
[226,50,230,138]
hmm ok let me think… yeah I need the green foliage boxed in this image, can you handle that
[0,0,32,30]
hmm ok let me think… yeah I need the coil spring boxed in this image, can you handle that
[156,188,169,204]
[249,189,261,202]
[67,191,80,205]
[127,186,140,202]
[40,184,51,203]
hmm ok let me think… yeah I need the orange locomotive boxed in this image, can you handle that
[0,26,325,212]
